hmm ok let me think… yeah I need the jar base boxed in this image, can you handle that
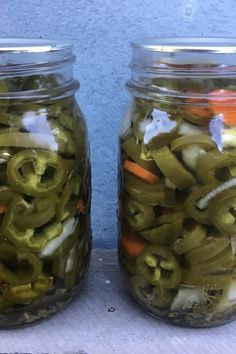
[0,277,87,329]
[0,287,78,330]
[118,262,236,328]
[129,289,236,328]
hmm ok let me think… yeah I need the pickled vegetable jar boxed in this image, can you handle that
[118,38,236,327]
[0,39,91,327]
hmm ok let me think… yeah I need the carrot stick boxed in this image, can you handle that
[121,236,146,256]
[76,199,86,214]
[0,205,7,214]
[123,160,159,184]
[185,97,212,118]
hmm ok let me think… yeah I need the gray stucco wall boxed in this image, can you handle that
[1,0,236,247]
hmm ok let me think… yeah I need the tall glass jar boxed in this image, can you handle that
[0,39,91,327]
[118,38,236,327]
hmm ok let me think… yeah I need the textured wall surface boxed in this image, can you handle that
[1,0,236,247]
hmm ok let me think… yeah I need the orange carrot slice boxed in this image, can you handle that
[76,199,86,214]
[185,97,212,118]
[123,160,159,184]
[0,205,7,214]
[121,236,146,257]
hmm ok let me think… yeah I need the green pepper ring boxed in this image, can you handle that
[7,149,67,197]
[2,273,51,305]
[0,243,42,285]
[136,245,182,289]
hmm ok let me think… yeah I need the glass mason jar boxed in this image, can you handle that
[0,39,91,327]
[118,38,236,327]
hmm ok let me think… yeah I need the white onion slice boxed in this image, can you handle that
[216,281,236,311]
[40,217,77,258]
[197,178,236,210]
[65,245,77,273]
[222,128,236,148]
[165,178,176,189]
[178,122,206,136]
[230,235,236,255]
[171,288,208,311]
[182,145,206,171]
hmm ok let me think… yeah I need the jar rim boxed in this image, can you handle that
[0,38,79,101]
[128,37,236,100]
[0,38,73,54]
[130,37,236,70]
[0,38,75,69]
[132,37,236,54]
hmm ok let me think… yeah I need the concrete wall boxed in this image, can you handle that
[1,0,236,247]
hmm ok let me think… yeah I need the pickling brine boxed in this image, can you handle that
[118,38,236,327]
[0,39,91,327]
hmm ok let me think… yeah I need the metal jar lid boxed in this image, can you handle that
[0,38,74,67]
